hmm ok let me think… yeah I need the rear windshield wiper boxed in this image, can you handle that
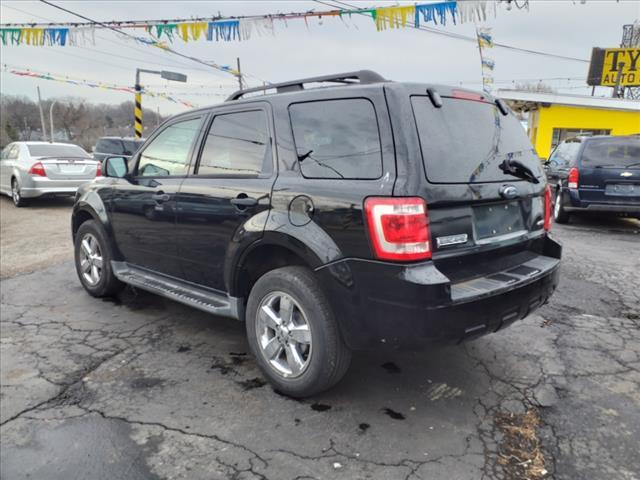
[625,161,640,168]
[499,158,540,184]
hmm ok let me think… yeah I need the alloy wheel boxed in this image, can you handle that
[11,181,20,206]
[78,233,104,286]
[256,291,312,378]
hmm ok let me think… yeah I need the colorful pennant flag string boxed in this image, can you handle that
[476,26,495,93]
[2,66,198,108]
[0,1,510,47]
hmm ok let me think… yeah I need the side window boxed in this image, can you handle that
[197,110,270,176]
[137,118,201,177]
[8,145,19,159]
[0,145,10,160]
[289,98,382,179]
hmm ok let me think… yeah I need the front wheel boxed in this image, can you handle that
[246,266,351,398]
[553,187,570,224]
[74,220,124,297]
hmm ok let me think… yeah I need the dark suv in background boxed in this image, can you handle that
[546,135,640,223]
[93,136,144,162]
[72,71,561,397]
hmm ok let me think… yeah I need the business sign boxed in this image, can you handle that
[587,47,640,87]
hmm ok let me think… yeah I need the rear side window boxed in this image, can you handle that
[197,110,270,176]
[549,141,581,167]
[411,96,543,183]
[289,99,382,179]
[96,139,124,155]
[581,137,640,168]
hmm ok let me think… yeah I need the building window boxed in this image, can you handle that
[551,128,611,150]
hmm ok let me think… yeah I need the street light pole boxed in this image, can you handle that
[49,100,57,143]
[134,68,187,138]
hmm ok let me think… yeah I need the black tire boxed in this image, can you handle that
[11,178,27,207]
[245,266,351,398]
[74,219,124,297]
[553,187,570,224]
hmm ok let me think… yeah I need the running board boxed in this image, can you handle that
[111,261,243,320]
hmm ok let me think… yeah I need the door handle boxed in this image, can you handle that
[230,196,258,207]
[152,192,170,202]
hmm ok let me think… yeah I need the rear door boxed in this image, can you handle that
[577,136,640,204]
[175,105,275,291]
[404,89,546,263]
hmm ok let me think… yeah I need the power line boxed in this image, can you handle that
[316,0,589,63]
[37,0,245,77]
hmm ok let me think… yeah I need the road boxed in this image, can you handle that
[0,203,638,480]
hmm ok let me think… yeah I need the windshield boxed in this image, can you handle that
[28,144,89,158]
[582,137,640,168]
[411,96,543,183]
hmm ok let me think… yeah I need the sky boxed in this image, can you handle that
[0,0,638,115]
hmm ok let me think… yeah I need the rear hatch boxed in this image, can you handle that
[577,136,640,204]
[407,89,548,278]
[37,157,99,180]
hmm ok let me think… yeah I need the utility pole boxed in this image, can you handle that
[134,68,187,138]
[134,69,143,139]
[49,100,57,143]
[36,87,48,142]
[236,57,243,90]
[612,62,625,98]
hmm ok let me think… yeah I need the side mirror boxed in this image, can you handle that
[104,156,128,178]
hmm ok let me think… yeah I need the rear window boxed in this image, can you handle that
[549,140,581,167]
[411,96,543,183]
[581,137,640,168]
[289,98,382,179]
[96,139,124,154]
[27,144,89,158]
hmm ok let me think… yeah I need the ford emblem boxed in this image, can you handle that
[499,184,519,199]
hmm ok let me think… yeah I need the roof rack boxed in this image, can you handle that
[226,70,386,101]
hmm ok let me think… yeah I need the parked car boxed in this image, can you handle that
[71,71,561,397]
[93,137,144,162]
[0,141,101,207]
[545,135,640,223]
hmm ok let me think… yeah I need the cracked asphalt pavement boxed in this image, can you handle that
[1,205,639,479]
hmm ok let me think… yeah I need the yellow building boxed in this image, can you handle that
[498,90,640,159]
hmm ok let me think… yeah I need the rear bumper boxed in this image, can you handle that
[566,190,640,215]
[316,235,561,350]
[20,178,93,198]
[565,203,640,214]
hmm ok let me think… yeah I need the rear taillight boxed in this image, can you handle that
[544,185,552,231]
[28,162,46,177]
[568,167,579,189]
[364,197,431,261]
[95,162,102,177]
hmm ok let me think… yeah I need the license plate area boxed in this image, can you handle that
[605,183,638,197]
[473,201,525,240]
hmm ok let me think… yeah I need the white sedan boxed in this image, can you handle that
[0,141,101,207]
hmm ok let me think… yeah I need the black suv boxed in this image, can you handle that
[545,135,640,223]
[93,136,144,162]
[72,71,561,397]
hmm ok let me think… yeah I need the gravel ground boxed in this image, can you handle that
[0,208,639,480]
[0,195,74,278]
